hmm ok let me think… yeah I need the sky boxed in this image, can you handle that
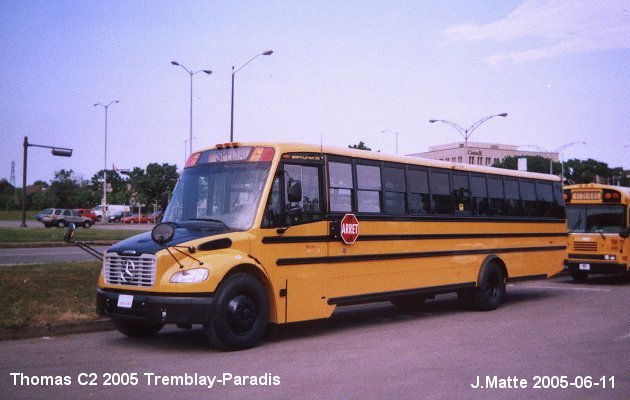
[1,0,629,186]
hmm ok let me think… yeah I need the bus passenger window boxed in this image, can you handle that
[488,176,505,216]
[383,167,406,214]
[504,178,523,216]
[430,170,451,215]
[452,172,471,216]
[357,164,382,213]
[520,180,537,217]
[471,174,489,216]
[329,162,353,212]
[408,168,430,214]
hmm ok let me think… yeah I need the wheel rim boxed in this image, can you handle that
[226,295,258,334]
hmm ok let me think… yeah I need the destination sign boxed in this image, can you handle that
[186,146,275,167]
[572,191,601,201]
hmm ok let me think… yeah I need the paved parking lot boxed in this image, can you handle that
[1,274,628,400]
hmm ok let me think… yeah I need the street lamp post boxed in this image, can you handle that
[429,113,508,148]
[230,50,273,142]
[94,101,119,222]
[171,62,212,154]
[380,130,399,155]
[21,136,73,227]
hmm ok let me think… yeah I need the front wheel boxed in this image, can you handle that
[112,318,164,337]
[83,220,92,229]
[205,273,269,351]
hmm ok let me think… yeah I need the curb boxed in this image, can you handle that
[0,241,116,249]
[0,319,113,341]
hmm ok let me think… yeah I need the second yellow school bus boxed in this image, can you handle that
[563,183,630,281]
[96,142,567,350]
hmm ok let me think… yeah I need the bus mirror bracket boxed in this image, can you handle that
[63,223,104,261]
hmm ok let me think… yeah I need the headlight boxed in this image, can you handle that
[170,268,209,283]
[604,255,616,261]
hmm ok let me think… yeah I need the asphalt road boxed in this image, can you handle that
[1,275,628,400]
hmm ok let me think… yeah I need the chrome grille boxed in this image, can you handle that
[103,253,156,287]
[573,241,598,252]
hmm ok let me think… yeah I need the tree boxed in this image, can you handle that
[349,141,371,151]
[127,163,178,208]
[564,158,629,186]
[493,156,561,175]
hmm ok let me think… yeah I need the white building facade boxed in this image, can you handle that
[408,142,559,167]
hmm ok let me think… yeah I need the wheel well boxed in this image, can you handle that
[479,255,508,282]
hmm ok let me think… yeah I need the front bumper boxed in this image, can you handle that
[563,260,629,275]
[96,289,213,325]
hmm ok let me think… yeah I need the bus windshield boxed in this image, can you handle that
[566,204,626,233]
[163,161,272,230]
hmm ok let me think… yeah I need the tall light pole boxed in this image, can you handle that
[380,130,399,155]
[429,113,508,148]
[94,100,119,222]
[171,61,212,154]
[230,50,273,142]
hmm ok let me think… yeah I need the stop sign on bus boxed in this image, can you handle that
[340,213,359,244]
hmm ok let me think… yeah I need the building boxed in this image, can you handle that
[408,142,559,167]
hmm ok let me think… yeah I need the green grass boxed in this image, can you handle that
[0,227,139,243]
[0,262,102,329]
[0,210,37,220]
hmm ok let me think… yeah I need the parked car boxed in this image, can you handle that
[35,208,53,221]
[75,208,98,223]
[41,208,93,228]
[109,210,133,223]
[92,204,131,222]
[120,213,151,224]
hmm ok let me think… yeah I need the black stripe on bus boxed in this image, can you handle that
[327,282,476,306]
[262,232,567,244]
[276,245,567,266]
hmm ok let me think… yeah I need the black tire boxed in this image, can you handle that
[112,318,164,337]
[569,267,589,282]
[57,220,66,228]
[462,261,506,311]
[205,273,269,350]
[83,220,92,229]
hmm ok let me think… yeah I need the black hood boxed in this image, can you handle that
[107,227,226,256]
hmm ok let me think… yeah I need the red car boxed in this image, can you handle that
[120,213,151,224]
[75,208,98,223]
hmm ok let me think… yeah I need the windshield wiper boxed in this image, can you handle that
[186,218,230,231]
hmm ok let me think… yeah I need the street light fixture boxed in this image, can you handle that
[94,100,119,222]
[171,61,212,154]
[230,50,273,142]
[380,130,399,155]
[21,136,73,227]
[429,113,508,148]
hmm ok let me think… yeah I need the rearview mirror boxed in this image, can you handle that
[287,178,302,203]
[152,223,175,245]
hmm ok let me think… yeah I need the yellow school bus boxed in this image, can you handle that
[563,184,630,281]
[96,142,566,350]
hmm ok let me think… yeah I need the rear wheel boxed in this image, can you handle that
[83,220,92,229]
[57,220,66,228]
[205,273,268,350]
[112,318,164,337]
[460,261,506,311]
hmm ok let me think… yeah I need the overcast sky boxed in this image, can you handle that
[1,0,629,186]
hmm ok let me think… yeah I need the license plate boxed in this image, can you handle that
[117,294,134,308]
[579,263,591,271]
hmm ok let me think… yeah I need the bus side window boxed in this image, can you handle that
[429,170,452,215]
[329,162,353,212]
